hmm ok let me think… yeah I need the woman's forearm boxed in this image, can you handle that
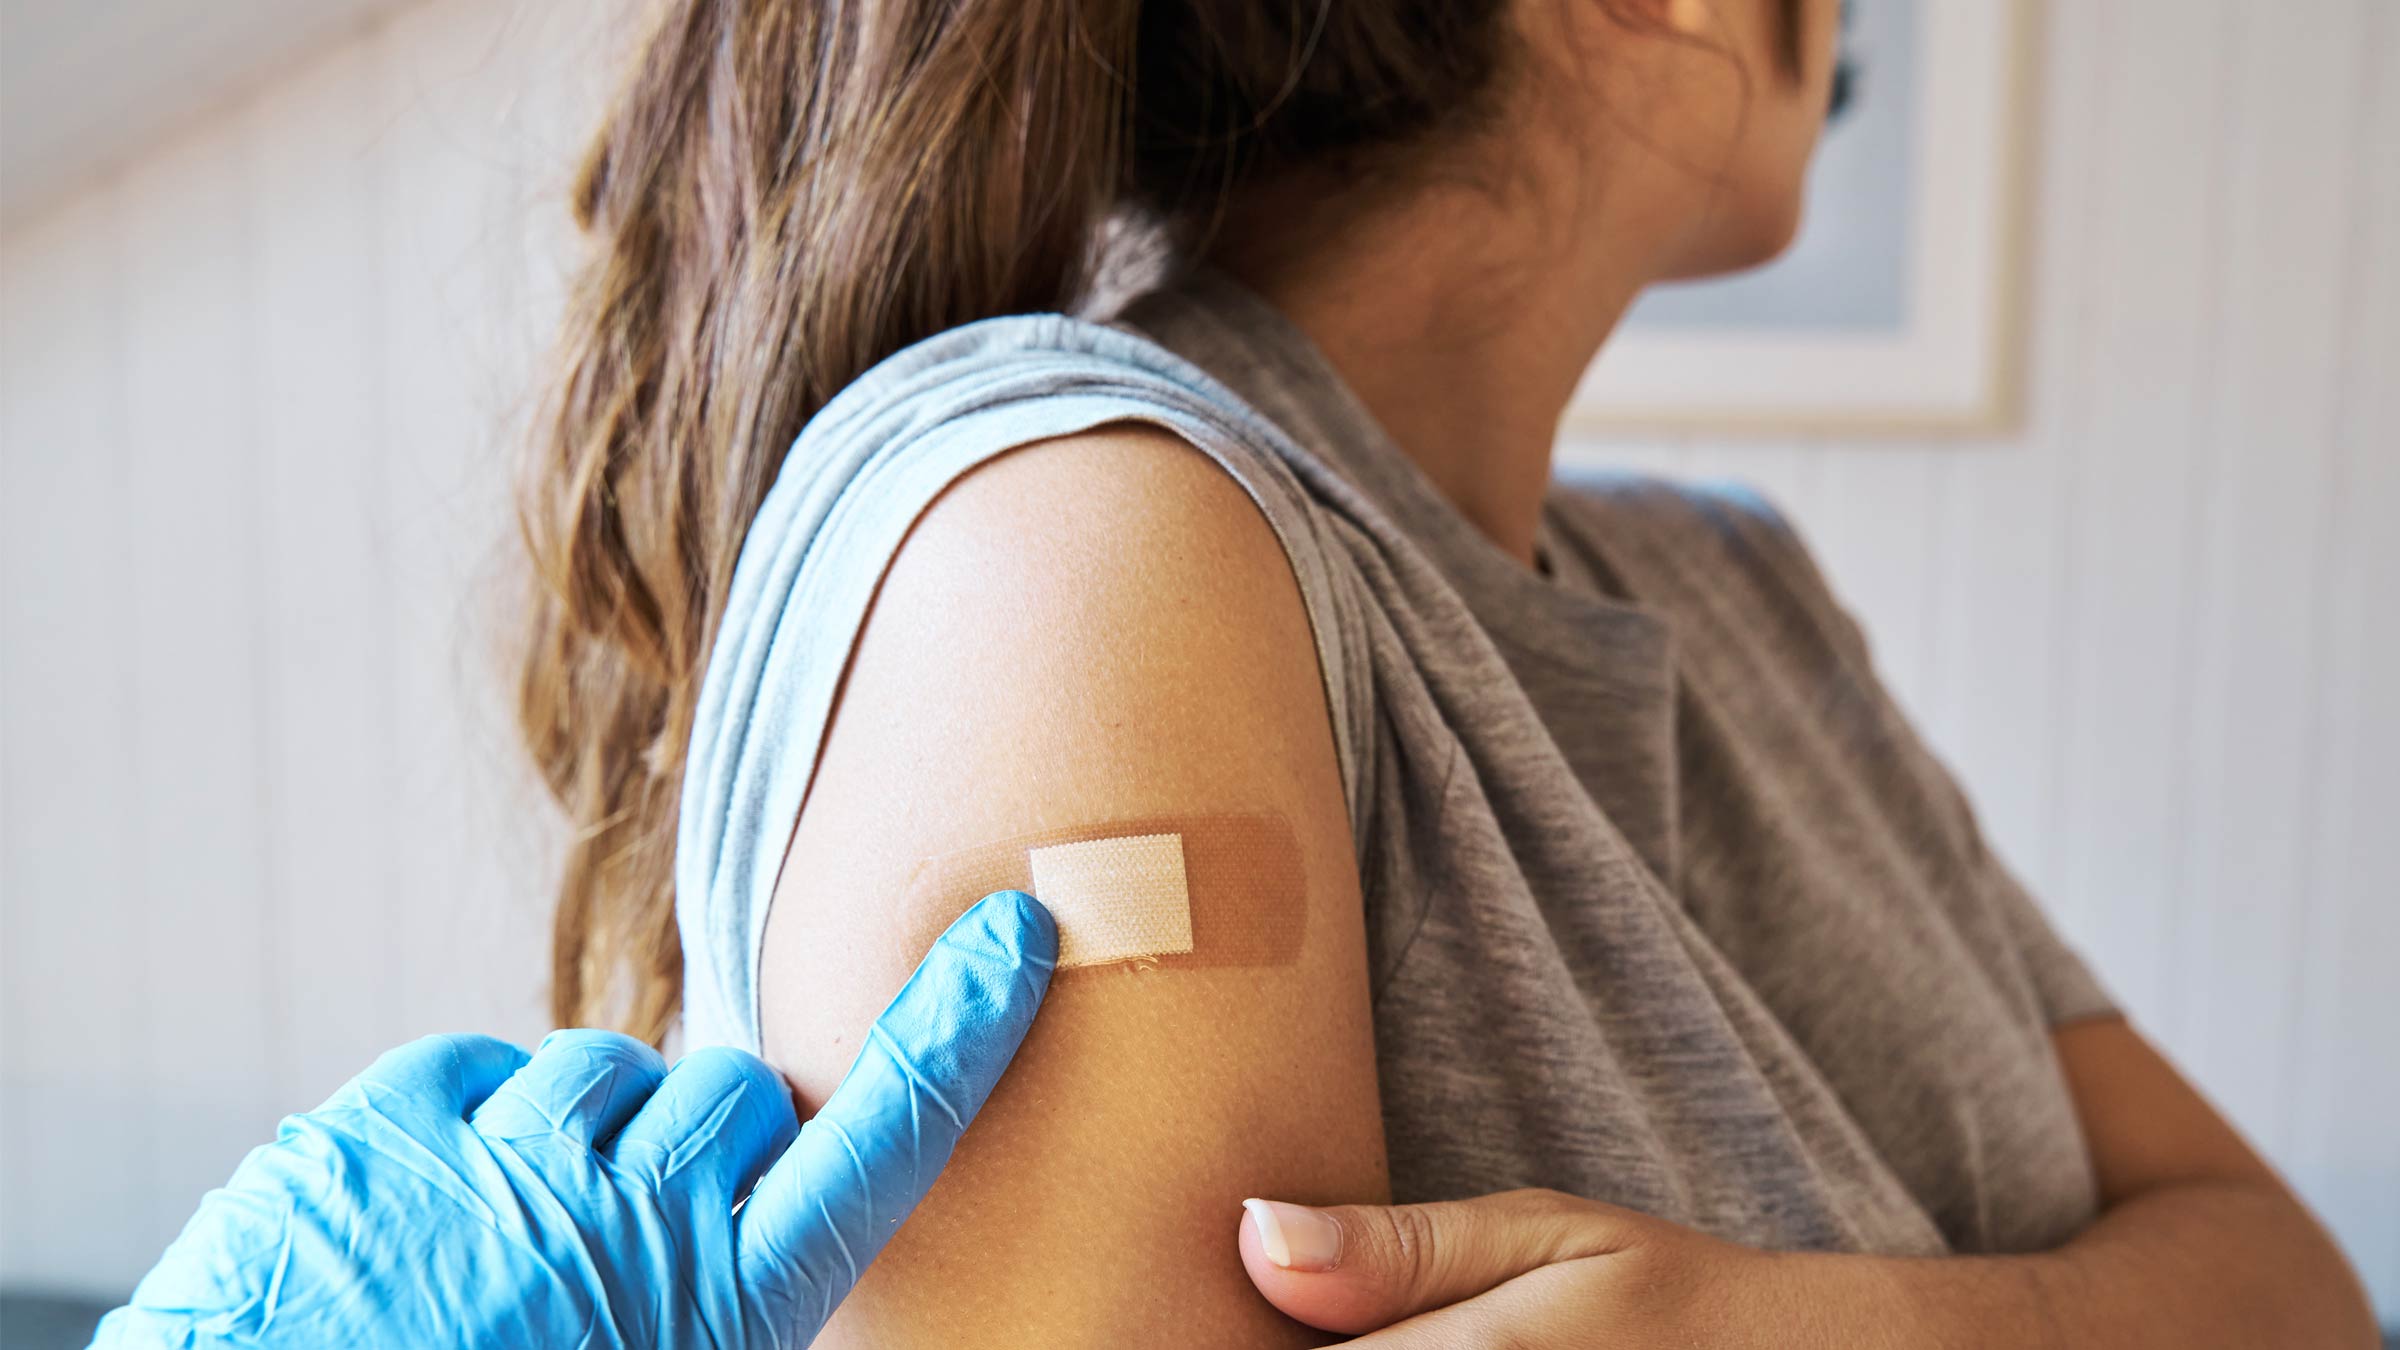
[1232,1170,2376,1347]
[1813,1178,2378,1350]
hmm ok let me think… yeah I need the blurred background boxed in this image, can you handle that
[1,0,2392,1342]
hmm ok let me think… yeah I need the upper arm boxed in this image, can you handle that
[2051,1016,2277,1208]
[756,422,1389,1347]
[2050,1019,2379,1341]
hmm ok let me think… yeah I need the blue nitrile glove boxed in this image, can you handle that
[90,888,1057,1349]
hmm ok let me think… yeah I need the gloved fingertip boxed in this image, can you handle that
[977,889,1059,969]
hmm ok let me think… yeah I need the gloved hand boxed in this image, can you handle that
[90,888,1057,1349]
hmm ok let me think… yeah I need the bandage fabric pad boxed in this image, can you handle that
[901,811,1305,972]
[1028,833,1195,966]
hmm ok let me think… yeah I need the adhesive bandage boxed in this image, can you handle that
[902,811,1306,971]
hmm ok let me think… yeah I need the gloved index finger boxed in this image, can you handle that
[735,889,1057,1310]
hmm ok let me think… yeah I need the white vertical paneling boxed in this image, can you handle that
[0,0,2393,1320]
[0,194,152,1290]
[1914,0,2110,912]
[2289,0,2400,1310]
[448,0,639,1036]
[246,32,403,1113]
[457,0,628,972]
[1803,448,1946,723]
[376,3,493,1049]
[2049,0,2236,1044]
[372,1,554,1047]
[114,119,281,1256]
[2174,0,2373,1161]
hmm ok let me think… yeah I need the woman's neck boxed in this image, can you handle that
[1206,159,1681,571]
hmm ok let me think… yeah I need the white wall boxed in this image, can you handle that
[0,0,409,225]
[3,0,2394,1317]
[0,0,621,1295]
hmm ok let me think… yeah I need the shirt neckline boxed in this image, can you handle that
[1155,257,1671,651]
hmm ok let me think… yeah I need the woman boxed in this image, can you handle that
[520,0,2375,1345]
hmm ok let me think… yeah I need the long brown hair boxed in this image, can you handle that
[512,0,1582,1042]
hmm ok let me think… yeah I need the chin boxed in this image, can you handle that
[1665,192,1807,281]
[1743,191,1809,265]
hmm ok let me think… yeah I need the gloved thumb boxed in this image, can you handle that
[1235,1188,1634,1335]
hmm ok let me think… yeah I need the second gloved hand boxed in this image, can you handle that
[91,889,1058,1350]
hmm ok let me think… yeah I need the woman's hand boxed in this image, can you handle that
[92,889,1058,1350]
[1238,1188,1895,1348]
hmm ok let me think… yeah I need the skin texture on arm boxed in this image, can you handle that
[2012,1015,2377,1347]
[755,423,1391,1348]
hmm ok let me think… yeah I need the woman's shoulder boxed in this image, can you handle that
[762,304,1381,771]
[777,304,1381,730]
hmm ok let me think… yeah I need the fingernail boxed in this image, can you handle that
[1242,1198,1342,1272]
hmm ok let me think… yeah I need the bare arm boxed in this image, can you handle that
[755,423,1389,1347]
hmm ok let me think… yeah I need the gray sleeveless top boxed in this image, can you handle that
[676,259,2116,1257]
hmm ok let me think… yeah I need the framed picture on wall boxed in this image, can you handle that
[1564,0,2030,436]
